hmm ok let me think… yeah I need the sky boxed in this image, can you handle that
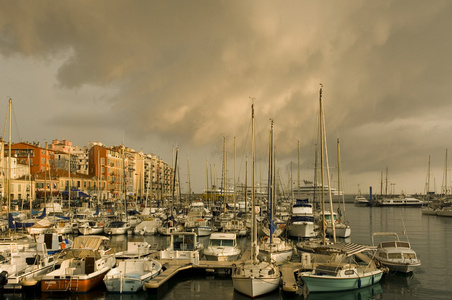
[1,0,452,195]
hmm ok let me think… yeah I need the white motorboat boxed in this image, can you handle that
[114,241,156,260]
[0,242,58,290]
[287,199,317,238]
[222,219,247,237]
[35,232,73,255]
[78,219,105,235]
[354,195,371,206]
[103,257,162,293]
[104,221,131,235]
[372,232,421,273]
[133,218,162,235]
[159,232,204,260]
[203,232,241,261]
[41,235,115,293]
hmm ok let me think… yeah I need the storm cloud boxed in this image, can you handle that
[1,0,452,194]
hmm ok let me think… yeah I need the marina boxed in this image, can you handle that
[0,201,450,299]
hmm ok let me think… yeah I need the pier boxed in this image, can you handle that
[144,250,305,292]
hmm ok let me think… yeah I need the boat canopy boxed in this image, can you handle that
[73,235,109,250]
[314,242,376,257]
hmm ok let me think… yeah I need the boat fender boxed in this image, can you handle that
[358,277,361,288]
[371,275,374,285]
[0,271,7,286]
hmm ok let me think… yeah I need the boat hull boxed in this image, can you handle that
[41,270,109,293]
[287,222,317,238]
[258,249,293,264]
[232,276,280,297]
[300,271,383,292]
[326,224,351,238]
[380,261,421,273]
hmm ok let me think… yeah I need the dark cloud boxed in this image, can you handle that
[1,0,452,193]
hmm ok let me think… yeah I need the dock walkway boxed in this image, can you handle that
[144,250,307,292]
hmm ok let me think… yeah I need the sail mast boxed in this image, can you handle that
[319,85,326,244]
[7,99,11,237]
[251,100,258,263]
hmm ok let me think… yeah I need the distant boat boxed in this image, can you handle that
[354,195,371,206]
[104,221,131,235]
[375,196,425,207]
[78,219,105,235]
[133,218,162,235]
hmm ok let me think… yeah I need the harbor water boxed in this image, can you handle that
[1,203,451,300]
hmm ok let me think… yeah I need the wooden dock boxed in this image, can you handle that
[144,261,193,289]
[144,250,307,292]
[280,262,304,293]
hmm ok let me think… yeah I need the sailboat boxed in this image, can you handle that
[157,148,184,235]
[232,102,280,298]
[258,119,293,264]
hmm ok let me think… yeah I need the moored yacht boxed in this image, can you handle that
[103,257,162,293]
[372,232,421,273]
[159,232,204,260]
[287,199,317,238]
[0,242,58,290]
[104,220,131,235]
[298,243,385,293]
[203,232,241,261]
[41,235,115,293]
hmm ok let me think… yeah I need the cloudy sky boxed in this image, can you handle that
[1,0,452,195]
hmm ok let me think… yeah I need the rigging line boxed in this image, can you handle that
[11,102,22,142]
[2,102,7,141]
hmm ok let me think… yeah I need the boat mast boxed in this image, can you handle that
[251,100,258,263]
[68,148,71,212]
[233,136,237,219]
[172,148,178,220]
[337,138,347,222]
[320,85,336,243]
[319,85,326,244]
[297,140,300,200]
[7,99,11,237]
[269,119,274,244]
[44,142,48,208]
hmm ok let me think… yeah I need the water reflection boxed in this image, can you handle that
[305,283,383,300]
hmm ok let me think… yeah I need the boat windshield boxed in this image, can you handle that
[210,239,234,247]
